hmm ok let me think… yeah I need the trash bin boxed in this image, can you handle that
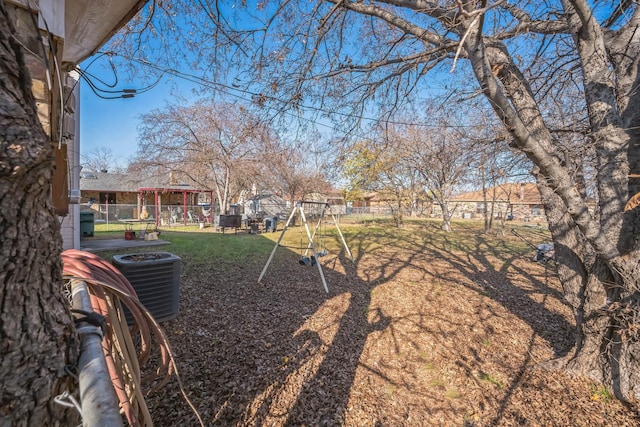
[264,216,277,232]
[80,211,94,237]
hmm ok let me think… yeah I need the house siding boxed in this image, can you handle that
[60,206,79,250]
[25,38,81,249]
[439,201,544,221]
[432,183,547,222]
[62,72,82,249]
[82,190,139,205]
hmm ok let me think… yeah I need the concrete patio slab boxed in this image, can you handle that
[80,238,171,253]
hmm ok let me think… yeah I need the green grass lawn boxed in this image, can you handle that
[88,218,551,269]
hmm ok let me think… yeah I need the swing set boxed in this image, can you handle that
[257,201,354,292]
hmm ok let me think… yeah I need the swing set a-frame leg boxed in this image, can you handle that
[330,213,354,263]
[257,206,297,284]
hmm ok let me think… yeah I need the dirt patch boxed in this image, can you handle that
[143,225,638,426]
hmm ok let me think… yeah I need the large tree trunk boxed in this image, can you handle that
[460,1,640,400]
[0,1,77,425]
[558,1,640,400]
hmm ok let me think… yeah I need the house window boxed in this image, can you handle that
[99,192,116,204]
[531,205,542,216]
[476,202,485,214]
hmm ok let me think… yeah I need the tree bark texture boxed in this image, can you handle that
[0,1,78,425]
[459,1,640,400]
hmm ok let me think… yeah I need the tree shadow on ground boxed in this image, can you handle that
[373,224,576,424]
[144,229,394,425]
[252,223,576,425]
[240,233,394,425]
[144,223,580,425]
[405,226,575,357]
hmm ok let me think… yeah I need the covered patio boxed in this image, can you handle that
[138,186,215,227]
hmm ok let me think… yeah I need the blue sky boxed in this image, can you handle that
[79,83,150,161]
[77,53,343,169]
[78,56,197,165]
[77,34,453,170]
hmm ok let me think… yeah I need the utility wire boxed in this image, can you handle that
[95,52,343,132]
[75,64,165,99]
[102,52,495,130]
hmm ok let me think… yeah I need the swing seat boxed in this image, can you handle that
[299,257,310,265]
[310,256,316,267]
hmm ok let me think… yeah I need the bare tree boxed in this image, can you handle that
[81,146,126,173]
[0,1,77,424]
[135,101,271,213]
[379,129,431,222]
[389,109,477,232]
[112,1,640,400]
[466,131,530,231]
[411,134,474,231]
[476,145,529,231]
[259,144,332,202]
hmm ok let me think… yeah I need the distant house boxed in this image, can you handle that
[435,182,545,222]
[324,190,347,215]
[80,171,213,225]
[346,190,432,217]
[243,193,289,218]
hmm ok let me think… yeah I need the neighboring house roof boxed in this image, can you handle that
[79,172,204,193]
[360,190,430,202]
[325,191,345,205]
[452,182,542,205]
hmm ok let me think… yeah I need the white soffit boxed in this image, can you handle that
[62,0,147,64]
[39,0,65,39]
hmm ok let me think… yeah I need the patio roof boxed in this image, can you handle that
[79,171,205,193]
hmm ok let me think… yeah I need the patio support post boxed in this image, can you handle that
[183,191,187,225]
[155,190,159,228]
[209,192,213,224]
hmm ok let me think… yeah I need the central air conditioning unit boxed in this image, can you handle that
[112,252,181,323]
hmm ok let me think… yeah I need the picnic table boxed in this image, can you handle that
[119,219,156,233]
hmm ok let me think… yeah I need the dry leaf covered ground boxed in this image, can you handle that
[140,222,639,426]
